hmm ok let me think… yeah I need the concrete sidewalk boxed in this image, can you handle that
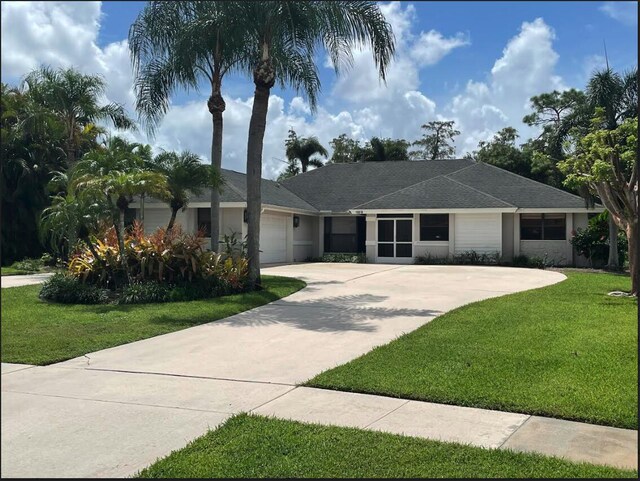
[253,386,638,470]
[1,272,53,288]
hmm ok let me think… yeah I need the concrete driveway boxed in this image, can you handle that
[1,264,565,478]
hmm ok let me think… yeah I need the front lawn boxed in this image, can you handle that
[308,272,638,429]
[136,414,636,478]
[1,275,305,365]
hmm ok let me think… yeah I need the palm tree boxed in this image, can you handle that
[129,1,244,251]
[586,67,638,270]
[147,150,216,232]
[241,1,395,287]
[21,66,134,165]
[40,192,105,261]
[284,129,328,173]
[72,137,169,278]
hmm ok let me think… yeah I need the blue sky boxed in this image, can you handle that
[2,1,638,178]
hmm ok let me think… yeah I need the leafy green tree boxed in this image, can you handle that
[21,66,134,165]
[473,127,532,177]
[560,117,638,295]
[129,1,244,250]
[1,83,68,264]
[147,150,216,232]
[284,129,328,173]
[241,0,395,287]
[329,134,361,163]
[411,120,460,160]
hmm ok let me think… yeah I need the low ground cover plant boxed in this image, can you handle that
[308,253,368,263]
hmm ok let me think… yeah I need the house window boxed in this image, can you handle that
[197,208,211,237]
[521,213,566,240]
[124,208,137,228]
[420,214,449,241]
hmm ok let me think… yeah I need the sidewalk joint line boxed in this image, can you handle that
[344,266,405,283]
[3,389,235,415]
[362,399,411,429]
[248,386,299,413]
[497,414,532,449]
[70,367,296,387]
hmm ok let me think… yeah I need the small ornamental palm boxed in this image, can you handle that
[147,151,221,233]
[72,137,169,278]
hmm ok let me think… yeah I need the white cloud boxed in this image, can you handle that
[1,1,135,110]
[410,30,470,66]
[600,2,638,26]
[1,2,575,178]
[444,18,566,153]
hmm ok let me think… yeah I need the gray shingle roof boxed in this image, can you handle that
[281,159,474,212]
[144,161,593,212]
[446,163,589,209]
[355,175,514,210]
[146,168,318,212]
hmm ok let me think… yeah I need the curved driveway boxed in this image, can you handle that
[2,264,565,477]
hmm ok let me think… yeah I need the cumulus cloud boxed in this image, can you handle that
[1,2,573,178]
[410,30,470,66]
[444,18,566,153]
[600,1,638,26]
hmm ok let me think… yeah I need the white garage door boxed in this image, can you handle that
[260,213,287,264]
[454,213,501,255]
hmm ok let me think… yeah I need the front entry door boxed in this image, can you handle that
[377,218,413,260]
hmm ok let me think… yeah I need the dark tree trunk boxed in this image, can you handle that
[208,90,225,252]
[606,215,619,270]
[167,207,179,233]
[246,58,275,289]
[626,220,638,296]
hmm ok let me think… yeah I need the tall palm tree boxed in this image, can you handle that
[147,150,216,232]
[586,67,638,269]
[241,1,395,287]
[284,129,328,173]
[129,1,244,251]
[21,66,134,165]
[72,137,169,277]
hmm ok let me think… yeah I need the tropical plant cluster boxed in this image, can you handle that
[40,222,249,305]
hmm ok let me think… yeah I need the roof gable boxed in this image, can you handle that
[355,174,514,210]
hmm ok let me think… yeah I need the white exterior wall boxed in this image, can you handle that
[518,212,575,266]
[141,207,194,235]
[293,214,319,261]
[454,213,502,255]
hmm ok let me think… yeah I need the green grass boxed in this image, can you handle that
[1,266,35,276]
[135,414,636,478]
[308,272,638,429]
[1,275,305,365]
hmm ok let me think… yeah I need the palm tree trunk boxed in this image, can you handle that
[117,209,129,282]
[208,88,225,252]
[210,112,223,251]
[606,215,619,270]
[246,78,272,289]
[167,207,179,233]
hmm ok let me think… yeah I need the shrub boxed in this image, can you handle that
[13,258,43,273]
[119,281,170,305]
[39,273,110,304]
[320,253,367,263]
[68,222,249,291]
[570,212,627,268]
[415,251,500,266]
